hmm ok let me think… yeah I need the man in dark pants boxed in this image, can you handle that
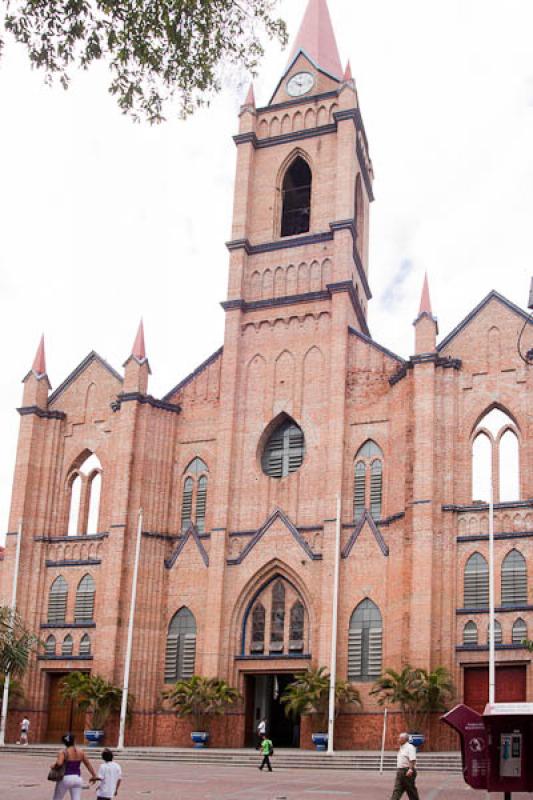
[258,733,273,772]
[390,732,420,799]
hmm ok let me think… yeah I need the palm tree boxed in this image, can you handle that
[60,672,131,731]
[163,675,241,732]
[281,667,362,733]
[0,606,39,677]
[371,665,455,734]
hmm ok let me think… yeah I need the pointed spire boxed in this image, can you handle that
[343,60,352,81]
[243,82,255,107]
[287,0,343,80]
[419,272,432,315]
[131,319,146,362]
[32,334,46,377]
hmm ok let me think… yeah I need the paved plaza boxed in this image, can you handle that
[1,753,531,800]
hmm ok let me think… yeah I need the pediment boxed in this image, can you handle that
[342,511,389,558]
[165,524,209,569]
[227,508,321,565]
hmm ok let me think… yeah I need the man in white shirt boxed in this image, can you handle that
[17,717,30,746]
[256,718,266,747]
[390,732,419,799]
[96,749,122,799]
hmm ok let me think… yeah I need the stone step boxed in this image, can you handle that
[0,746,462,772]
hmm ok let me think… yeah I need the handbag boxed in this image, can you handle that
[48,751,67,782]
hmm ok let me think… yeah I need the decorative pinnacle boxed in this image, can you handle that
[243,83,255,107]
[419,272,432,315]
[131,319,146,362]
[343,60,353,81]
[32,334,46,376]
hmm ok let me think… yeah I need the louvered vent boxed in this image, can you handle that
[262,419,305,479]
[464,554,489,607]
[195,476,207,533]
[181,635,196,679]
[353,462,366,521]
[463,622,478,645]
[62,636,73,657]
[501,551,527,605]
[164,636,179,683]
[45,636,56,657]
[348,628,362,680]
[181,477,193,532]
[370,461,382,520]
[512,618,527,645]
[79,635,91,657]
[165,608,197,682]
[367,628,383,677]
[75,575,95,622]
[487,621,502,645]
[48,576,68,624]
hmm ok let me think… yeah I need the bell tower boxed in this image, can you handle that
[225,0,374,333]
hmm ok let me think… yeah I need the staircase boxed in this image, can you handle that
[0,745,462,772]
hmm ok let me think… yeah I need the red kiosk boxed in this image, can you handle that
[442,702,533,798]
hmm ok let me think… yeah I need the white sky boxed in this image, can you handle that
[1,0,532,541]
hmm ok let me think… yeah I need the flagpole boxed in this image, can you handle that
[327,495,341,754]
[117,509,143,750]
[0,520,23,746]
[488,463,495,706]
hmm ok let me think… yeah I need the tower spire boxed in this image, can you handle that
[243,83,255,108]
[286,0,343,80]
[32,334,47,377]
[131,319,146,363]
[419,272,432,315]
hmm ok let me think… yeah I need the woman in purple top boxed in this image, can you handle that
[50,733,97,800]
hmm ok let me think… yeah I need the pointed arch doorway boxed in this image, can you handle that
[243,672,303,748]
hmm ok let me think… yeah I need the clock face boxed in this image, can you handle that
[286,72,315,97]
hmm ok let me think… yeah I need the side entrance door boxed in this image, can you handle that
[463,665,527,713]
[45,673,86,743]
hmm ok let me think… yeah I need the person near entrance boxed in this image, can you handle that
[17,716,30,745]
[390,733,420,800]
[258,733,273,772]
[50,733,98,800]
[256,717,267,748]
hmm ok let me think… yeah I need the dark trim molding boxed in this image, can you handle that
[437,290,533,353]
[389,354,462,386]
[46,559,101,568]
[226,230,333,255]
[342,511,389,558]
[456,644,530,652]
[17,406,66,421]
[456,605,533,615]
[348,326,404,365]
[38,655,94,661]
[165,523,209,569]
[457,531,533,543]
[40,622,96,629]
[444,500,533,513]
[227,508,321,566]
[34,533,108,543]
[49,351,123,405]
[234,123,337,150]
[378,512,405,527]
[235,654,311,662]
[111,392,181,415]
[163,346,223,401]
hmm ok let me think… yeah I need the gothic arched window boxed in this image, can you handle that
[270,580,286,653]
[67,452,103,536]
[45,635,56,657]
[180,458,209,532]
[62,634,74,657]
[261,418,305,479]
[353,440,383,521]
[464,553,489,608]
[348,599,382,681]
[75,574,95,622]
[472,408,520,502]
[165,607,197,682]
[487,619,502,645]
[501,549,527,605]
[281,157,312,237]
[512,618,527,645]
[463,621,478,645]
[289,601,305,652]
[48,576,68,624]
[79,634,92,657]
[251,603,266,653]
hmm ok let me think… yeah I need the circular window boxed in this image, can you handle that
[261,418,305,479]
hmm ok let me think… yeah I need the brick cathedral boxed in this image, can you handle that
[1,0,532,748]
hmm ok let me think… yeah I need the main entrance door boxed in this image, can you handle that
[45,673,86,743]
[244,674,300,747]
[463,665,527,713]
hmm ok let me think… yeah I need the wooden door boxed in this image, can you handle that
[45,673,86,744]
[463,665,527,713]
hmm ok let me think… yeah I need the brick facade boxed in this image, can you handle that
[1,0,532,751]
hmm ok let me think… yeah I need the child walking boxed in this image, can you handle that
[95,749,122,799]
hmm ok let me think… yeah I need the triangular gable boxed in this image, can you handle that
[49,351,123,405]
[163,346,223,402]
[227,508,321,565]
[342,511,389,558]
[437,291,532,353]
[268,50,341,106]
[165,523,209,569]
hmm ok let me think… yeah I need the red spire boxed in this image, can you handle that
[243,83,255,107]
[287,0,343,80]
[131,319,146,361]
[32,334,46,376]
[419,272,432,315]
[343,60,352,81]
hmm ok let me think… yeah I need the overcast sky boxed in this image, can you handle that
[1,0,532,541]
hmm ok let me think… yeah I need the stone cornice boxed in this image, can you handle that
[17,405,66,421]
[111,392,181,415]
[443,499,533,513]
[456,604,533,615]
[45,559,102,568]
[389,354,462,386]
[34,533,108,543]
[457,531,533,544]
